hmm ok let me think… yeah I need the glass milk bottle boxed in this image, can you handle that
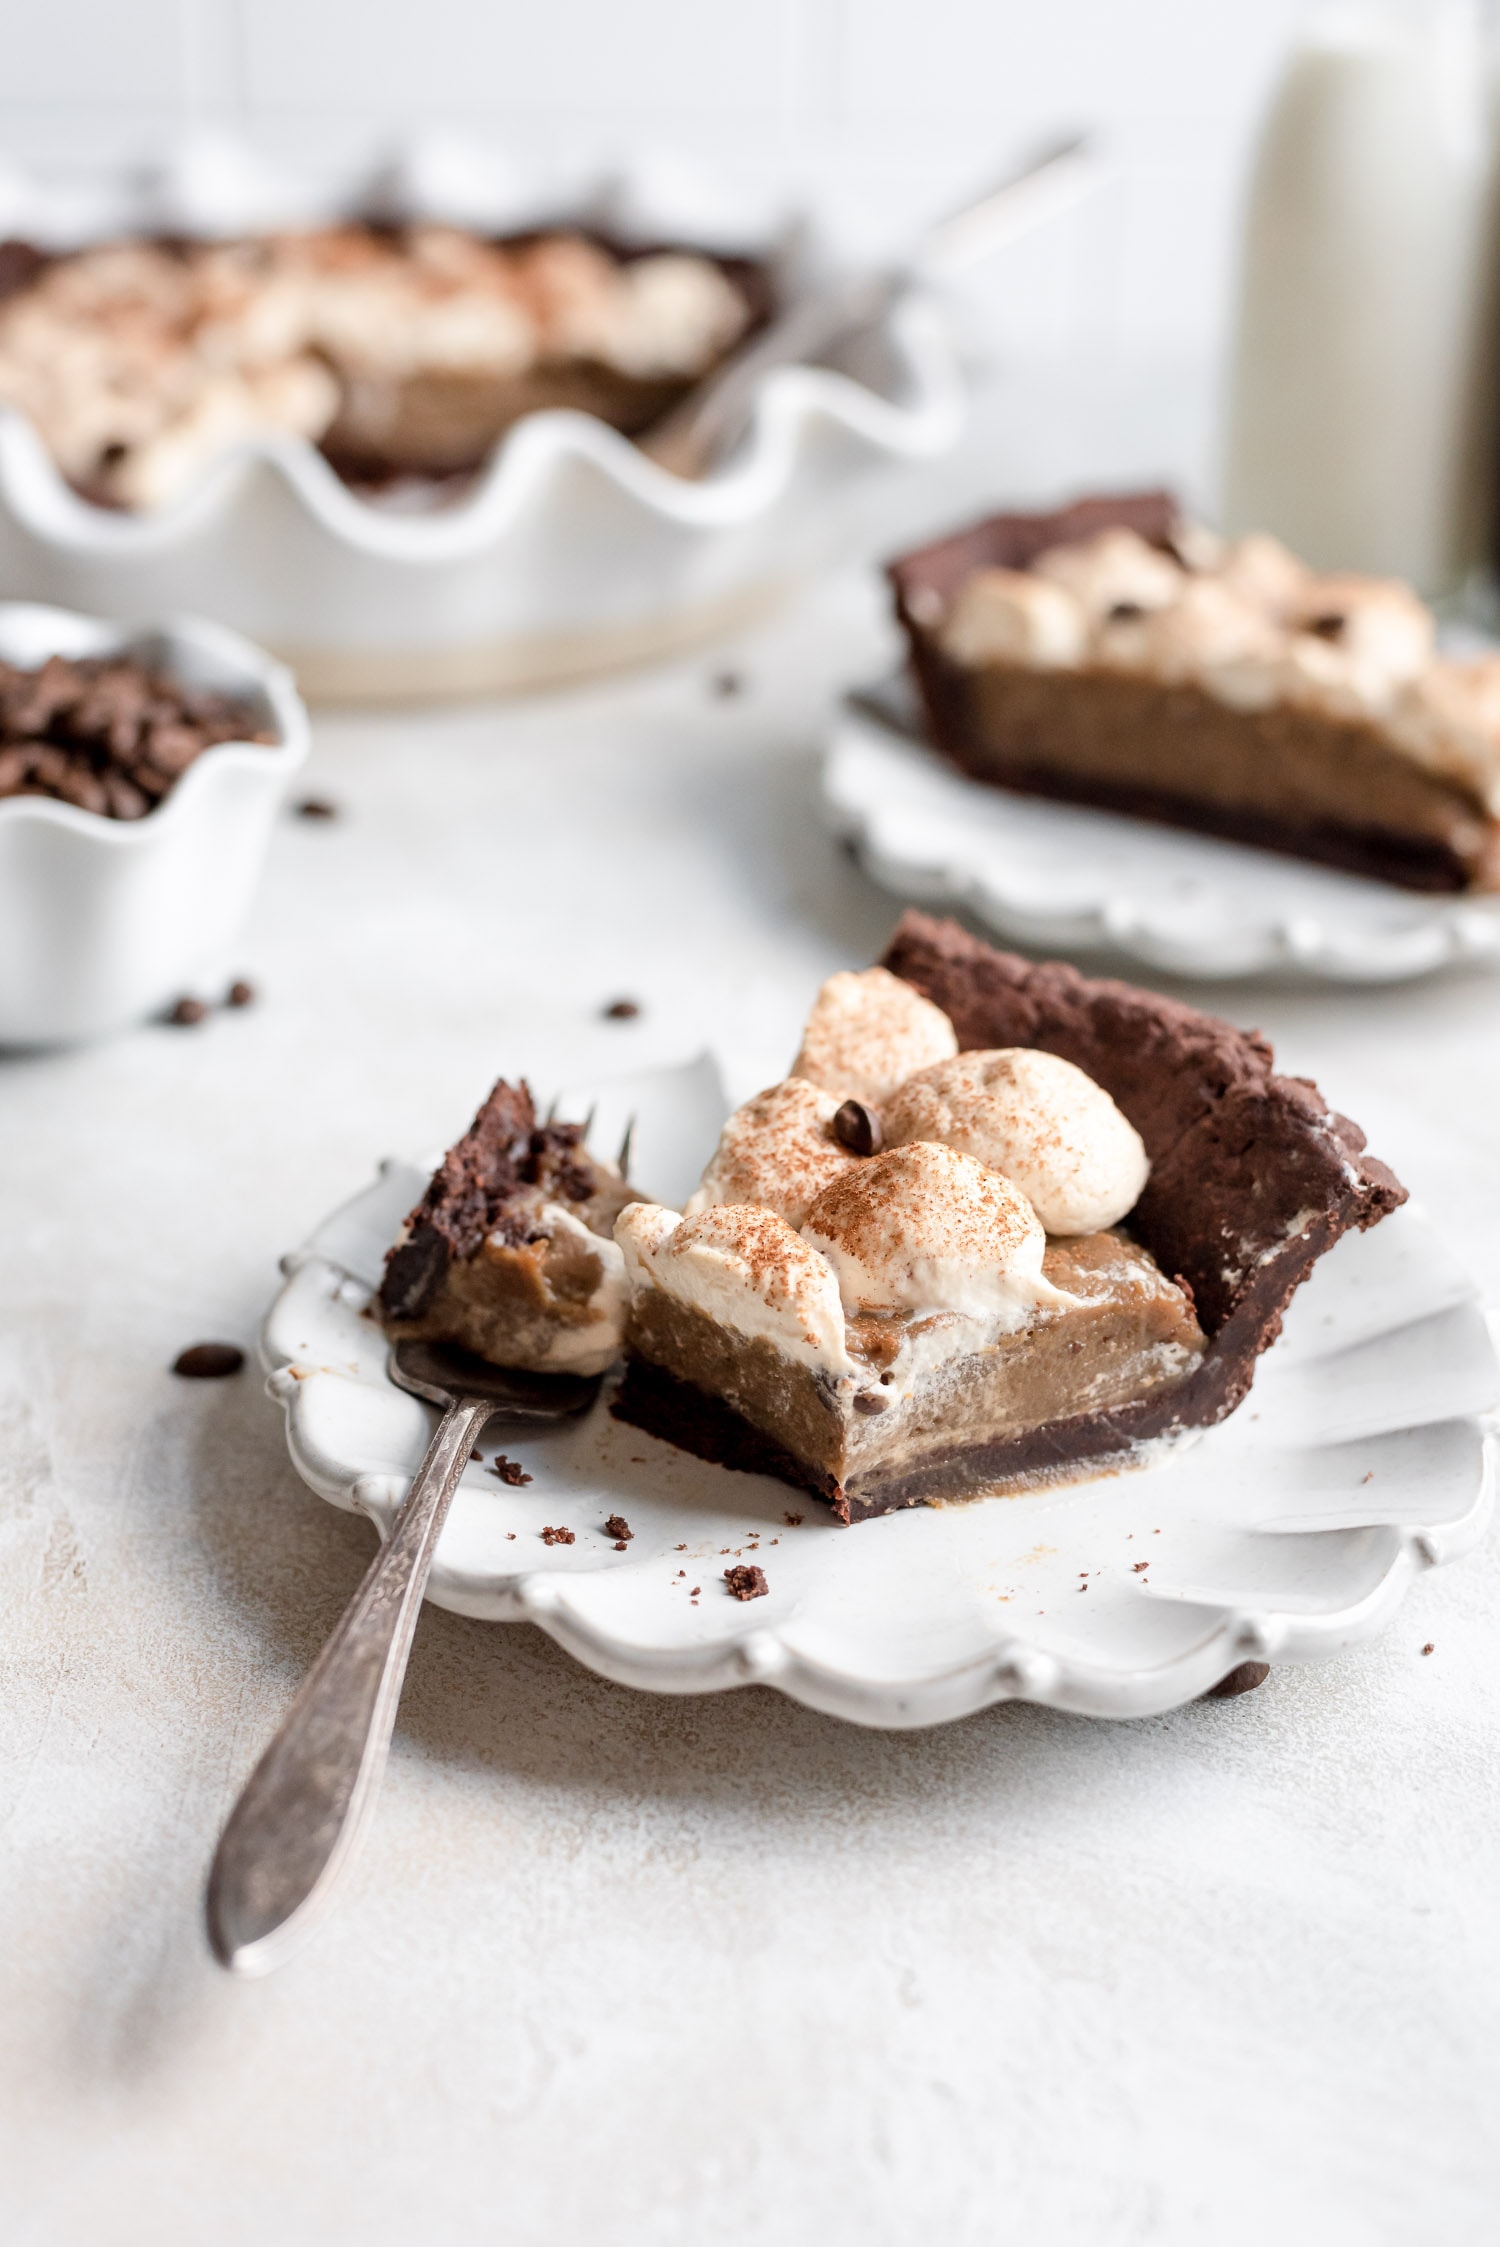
[1222,0,1497,595]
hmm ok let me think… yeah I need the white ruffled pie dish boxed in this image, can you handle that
[0,602,307,1046]
[261,1058,1497,1728]
[824,697,1500,984]
[0,139,963,702]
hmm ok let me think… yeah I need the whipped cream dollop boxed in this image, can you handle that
[800,1142,1071,1324]
[1031,526,1184,620]
[792,967,958,1107]
[617,1201,850,1370]
[686,1078,859,1228]
[939,569,1088,670]
[882,1049,1149,1235]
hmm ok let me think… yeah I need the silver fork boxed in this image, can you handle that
[206,1339,601,1976]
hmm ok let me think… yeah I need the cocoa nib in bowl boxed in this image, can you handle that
[0,653,274,820]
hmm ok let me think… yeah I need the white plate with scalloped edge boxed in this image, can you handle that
[823,699,1500,984]
[261,1056,1497,1728]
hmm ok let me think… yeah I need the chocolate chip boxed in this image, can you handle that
[603,998,641,1021]
[167,996,208,1026]
[540,1524,574,1544]
[173,1342,244,1378]
[295,797,339,820]
[604,1514,633,1541]
[226,979,255,1008]
[1203,1660,1270,1700]
[1308,613,1346,640]
[724,1564,768,1601]
[853,1391,888,1415]
[832,1099,882,1157]
[1106,601,1145,623]
[489,1456,532,1486]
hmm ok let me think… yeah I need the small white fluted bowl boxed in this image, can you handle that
[0,140,966,701]
[0,604,308,1046]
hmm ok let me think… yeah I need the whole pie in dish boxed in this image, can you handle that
[889,489,1500,894]
[0,225,765,511]
[608,915,1405,1520]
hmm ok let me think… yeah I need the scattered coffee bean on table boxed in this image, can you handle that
[226,980,255,1008]
[295,797,339,820]
[0,653,274,820]
[167,996,208,1026]
[1202,1660,1270,1700]
[173,1343,245,1378]
[602,997,641,1020]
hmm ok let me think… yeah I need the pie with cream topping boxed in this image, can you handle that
[890,490,1500,893]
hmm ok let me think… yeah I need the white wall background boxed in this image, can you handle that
[0,0,1306,381]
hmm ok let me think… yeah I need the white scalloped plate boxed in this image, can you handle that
[823,702,1500,984]
[260,1058,1497,1727]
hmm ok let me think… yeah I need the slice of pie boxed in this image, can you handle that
[378,1079,637,1377]
[610,918,1405,1521]
[889,489,1500,893]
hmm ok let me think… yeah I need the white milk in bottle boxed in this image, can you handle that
[1222,0,1497,594]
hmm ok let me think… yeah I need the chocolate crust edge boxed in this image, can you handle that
[881,910,1406,1434]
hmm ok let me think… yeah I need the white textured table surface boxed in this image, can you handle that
[4,559,1500,2247]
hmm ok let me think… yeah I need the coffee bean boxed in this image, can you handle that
[167,996,207,1026]
[226,979,255,1008]
[295,797,339,820]
[1202,1660,1270,1700]
[173,1342,245,1378]
[603,998,641,1021]
[832,1099,882,1157]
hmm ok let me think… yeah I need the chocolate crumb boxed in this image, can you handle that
[172,1342,244,1378]
[540,1525,574,1545]
[832,1099,882,1157]
[1421,1642,1435,1656]
[613,1541,629,1552]
[784,1513,803,1528]
[1203,1660,1270,1700]
[602,997,640,1020]
[295,797,339,820]
[689,1586,701,1597]
[505,1531,516,1540]
[1132,1561,1149,1573]
[471,1448,482,1460]
[675,1543,686,1551]
[604,1514,632,1542]
[489,1456,532,1486]
[724,1564,768,1601]
[167,996,208,1026]
[226,979,255,1008]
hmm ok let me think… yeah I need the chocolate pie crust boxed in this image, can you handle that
[612,914,1406,1521]
[889,491,1500,894]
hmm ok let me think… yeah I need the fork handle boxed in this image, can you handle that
[206,1393,494,1974]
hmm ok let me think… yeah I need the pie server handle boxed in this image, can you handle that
[205,1390,496,1974]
